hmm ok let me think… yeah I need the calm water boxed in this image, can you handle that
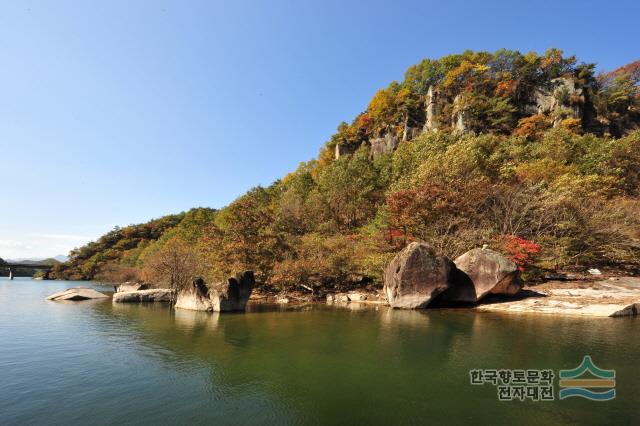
[1,278,638,425]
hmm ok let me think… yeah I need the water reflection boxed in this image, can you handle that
[173,308,220,331]
[2,279,639,426]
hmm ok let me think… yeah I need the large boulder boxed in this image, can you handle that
[174,278,215,311]
[175,272,255,312]
[112,289,174,303]
[442,248,521,303]
[384,242,454,309]
[47,287,109,301]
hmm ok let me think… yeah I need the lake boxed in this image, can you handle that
[1,278,638,425]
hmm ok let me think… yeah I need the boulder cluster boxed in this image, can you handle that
[47,272,256,313]
[383,242,521,309]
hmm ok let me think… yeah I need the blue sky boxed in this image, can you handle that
[0,0,638,259]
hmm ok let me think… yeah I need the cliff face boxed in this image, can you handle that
[331,51,639,160]
[337,76,599,159]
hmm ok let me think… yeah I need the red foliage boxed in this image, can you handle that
[501,235,541,272]
[355,112,371,128]
[607,60,640,80]
[388,229,405,239]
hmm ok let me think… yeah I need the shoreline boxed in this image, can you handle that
[37,275,640,318]
[249,277,640,318]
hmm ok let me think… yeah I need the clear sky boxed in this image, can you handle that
[0,0,638,259]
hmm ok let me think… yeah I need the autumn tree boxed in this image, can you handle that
[141,236,203,296]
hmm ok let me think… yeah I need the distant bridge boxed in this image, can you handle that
[1,263,53,280]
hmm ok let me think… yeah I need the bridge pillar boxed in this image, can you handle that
[9,267,14,280]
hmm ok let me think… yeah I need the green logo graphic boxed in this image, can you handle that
[559,356,616,401]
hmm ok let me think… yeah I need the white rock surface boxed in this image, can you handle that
[476,278,640,317]
[112,289,173,303]
[47,287,109,301]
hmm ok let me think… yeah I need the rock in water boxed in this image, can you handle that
[444,248,521,302]
[47,287,109,301]
[115,282,148,293]
[383,242,454,309]
[175,272,255,312]
[214,271,255,312]
[348,292,367,301]
[112,289,174,303]
[174,278,213,311]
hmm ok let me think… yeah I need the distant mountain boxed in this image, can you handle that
[6,257,64,265]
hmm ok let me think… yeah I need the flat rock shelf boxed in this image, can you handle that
[475,277,640,317]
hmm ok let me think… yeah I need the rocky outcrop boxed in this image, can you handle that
[451,94,469,132]
[383,242,454,309]
[423,86,440,132]
[47,287,109,301]
[369,132,399,158]
[335,143,358,159]
[175,272,255,312]
[115,282,148,293]
[442,248,521,303]
[402,124,421,142]
[112,289,174,303]
[527,77,585,126]
[476,277,640,317]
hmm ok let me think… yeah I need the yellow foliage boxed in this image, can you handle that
[514,159,577,184]
[559,118,583,134]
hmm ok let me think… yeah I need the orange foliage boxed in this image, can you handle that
[494,80,515,97]
[513,114,552,138]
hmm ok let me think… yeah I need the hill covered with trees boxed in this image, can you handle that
[52,49,640,291]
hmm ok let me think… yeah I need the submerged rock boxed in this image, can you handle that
[175,272,255,312]
[112,289,174,303]
[47,287,109,301]
[383,242,454,309]
[442,248,521,303]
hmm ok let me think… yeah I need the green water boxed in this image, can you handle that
[1,278,638,425]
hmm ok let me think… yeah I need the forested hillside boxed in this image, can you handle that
[52,49,640,290]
